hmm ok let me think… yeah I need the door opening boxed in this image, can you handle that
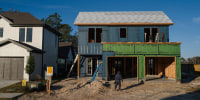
[107,57,137,80]
[87,58,98,76]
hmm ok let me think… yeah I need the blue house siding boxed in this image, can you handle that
[102,27,109,42]
[78,26,169,43]
[79,55,103,77]
[102,51,115,80]
[78,25,170,79]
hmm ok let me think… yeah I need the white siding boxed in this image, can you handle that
[0,18,43,49]
[0,18,59,78]
[43,28,58,74]
[0,43,30,81]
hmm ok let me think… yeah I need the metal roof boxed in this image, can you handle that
[74,11,173,25]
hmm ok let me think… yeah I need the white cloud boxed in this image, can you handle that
[193,17,200,23]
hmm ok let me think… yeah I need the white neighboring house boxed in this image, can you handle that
[0,12,60,81]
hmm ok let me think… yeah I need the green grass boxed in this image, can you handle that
[0,82,27,93]
[0,98,12,100]
[0,77,65,94]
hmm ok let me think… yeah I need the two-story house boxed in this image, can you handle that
[0,12,60,81]
[74,11,181,82]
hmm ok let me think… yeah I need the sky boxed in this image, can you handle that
[0,0,200,59]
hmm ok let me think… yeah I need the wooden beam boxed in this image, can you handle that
[124,57,126,75]
[132,57,134,76]
[137,56,139,83]
[144,57,146,82]
[106,57,108,81]
[74,23,174,26]
[175,57,177,82]
[77,54,80,79]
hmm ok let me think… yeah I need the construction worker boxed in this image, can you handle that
[115,71,123,91]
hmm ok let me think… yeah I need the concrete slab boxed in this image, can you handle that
[0,93,23,98]
[0,80,20,89]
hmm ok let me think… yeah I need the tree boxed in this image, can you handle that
[181,56,200,64]
[181,57,187,64]
[0,8,2,13]
[58,24,72,42]
[25,56,35,81]
[41,12,73,42]
[191,56,200,64]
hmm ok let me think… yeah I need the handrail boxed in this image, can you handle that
[101,42,182,44]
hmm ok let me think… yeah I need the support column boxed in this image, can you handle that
[138,55,145,82]
[176,57,181,81]
[124,57,126,75]
[77,54,80,79]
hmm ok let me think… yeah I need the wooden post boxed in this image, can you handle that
[124,57,126,75]
[175,57,177,82]
[106,57,108,81]
[46,80,49,92]
[77,54,80,79]
[137,56,139,83]
[48,76,51,95]
[132,57,134,76]
[144,57,146,82]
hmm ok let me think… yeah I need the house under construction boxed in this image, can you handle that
[73,11,181,81]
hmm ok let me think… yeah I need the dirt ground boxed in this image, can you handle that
[18,77,200,100]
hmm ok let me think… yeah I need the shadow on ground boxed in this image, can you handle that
[103,82,111,88]
[64,78,77,82]
[51,85,63,90]
[161,89,200,100]
[146,77,162,81]
[121,80,144,91]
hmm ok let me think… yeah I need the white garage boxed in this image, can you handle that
[0,57,24,80]
[0,39,43,81]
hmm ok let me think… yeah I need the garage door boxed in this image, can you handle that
[0,58,24,80]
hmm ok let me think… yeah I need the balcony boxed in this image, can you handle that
[102,42,181,55]
[78,43,103,55]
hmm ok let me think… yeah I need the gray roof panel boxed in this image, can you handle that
[74,11,173,25]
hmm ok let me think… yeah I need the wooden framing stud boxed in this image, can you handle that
[77,54,80,79]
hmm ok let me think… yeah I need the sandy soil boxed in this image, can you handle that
[18,77,200,100]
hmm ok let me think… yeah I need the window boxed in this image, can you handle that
[88,28,95,43]
[120,28,127,38]
[0,28,3,37]
[26,28,32,42]
[144,28,150,42]
[19,28,25,42]
[152,28,158,42]
[96,28,102,43]
[144,28,158,42]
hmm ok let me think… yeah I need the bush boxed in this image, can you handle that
[25,56,35,81]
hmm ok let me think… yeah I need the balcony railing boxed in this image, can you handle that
[102,42,181,55]
[78,43,103,55]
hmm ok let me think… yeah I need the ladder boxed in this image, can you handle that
[67,54,78,78]
[91,62,103,82]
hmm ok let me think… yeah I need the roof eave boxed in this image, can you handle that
[10,24,44,27]
[74,23,174,26]
[0,15,14,24]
